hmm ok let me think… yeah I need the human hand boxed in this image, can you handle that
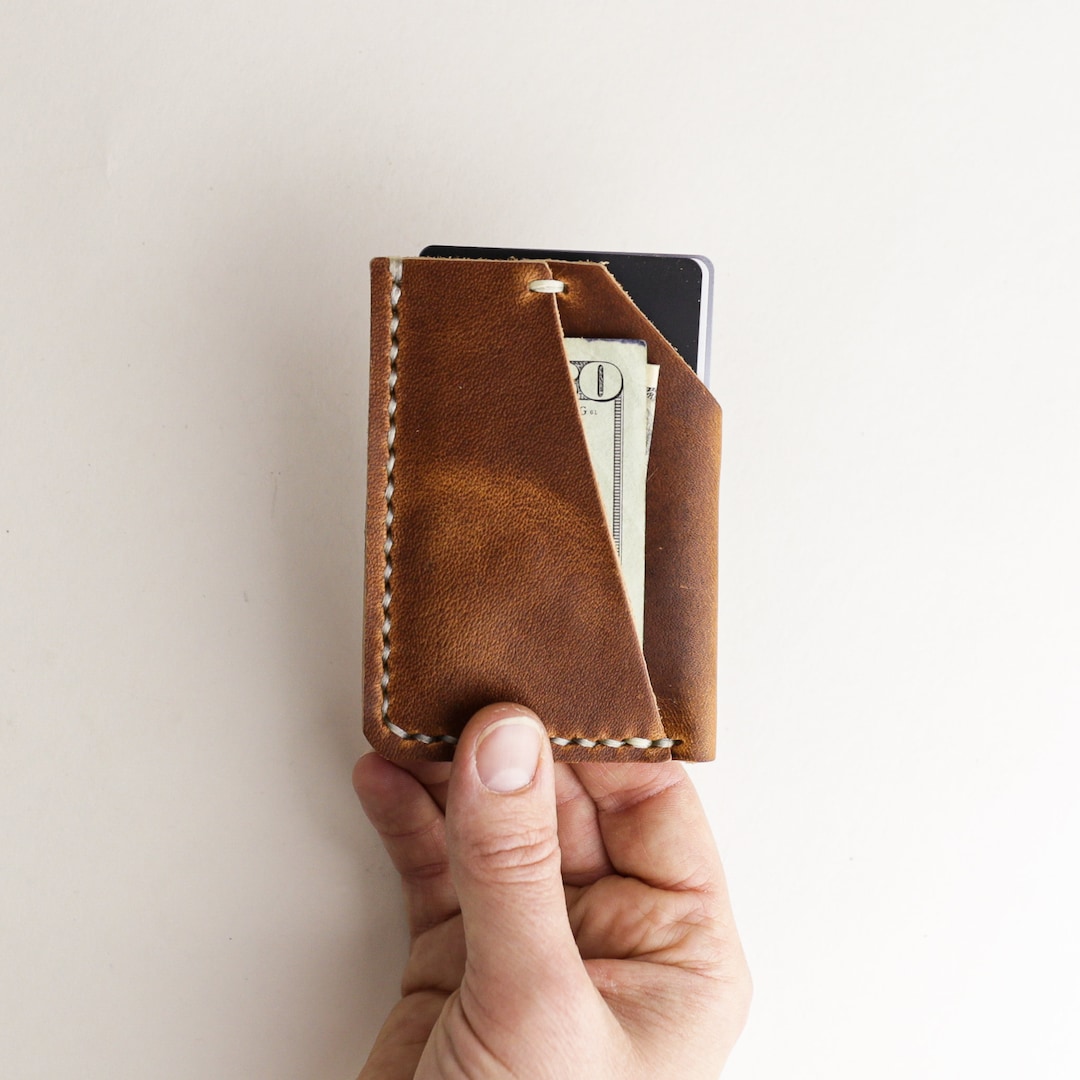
[353,703,751,1079]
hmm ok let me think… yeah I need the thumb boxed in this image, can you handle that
[444,703,585,1001]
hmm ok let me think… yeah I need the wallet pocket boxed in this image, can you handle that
[364,257,721,762]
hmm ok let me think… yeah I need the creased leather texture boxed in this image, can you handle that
[364,257,721,762]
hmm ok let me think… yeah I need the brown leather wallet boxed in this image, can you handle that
[364,256,721,762]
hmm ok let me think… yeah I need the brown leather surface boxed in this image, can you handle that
[551,261,722,760]
[364,257,721,762]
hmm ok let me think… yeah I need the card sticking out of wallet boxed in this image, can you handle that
[364,255,721,763]
[420,245,714,385]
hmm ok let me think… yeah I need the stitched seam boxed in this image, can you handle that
[383,724,681,749]
[380,259,403,727]
[378,259,679,751]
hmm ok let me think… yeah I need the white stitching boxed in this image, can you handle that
[378,259,678,751]
[380,259,403,727]
[384,725,677,749]
[528,278,566,293]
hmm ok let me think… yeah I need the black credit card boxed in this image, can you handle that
[419,245,714,384]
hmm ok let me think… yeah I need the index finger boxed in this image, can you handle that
[571,760,731,906]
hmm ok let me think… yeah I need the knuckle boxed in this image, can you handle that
[381,813,443,847]
[594,768,687,816]
[700,937,754,1018]
[400,855,450,887]
[463,824,561,885]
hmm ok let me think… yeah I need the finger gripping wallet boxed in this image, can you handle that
[364,257,722,762]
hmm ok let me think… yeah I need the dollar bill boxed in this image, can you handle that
[565,337,650,642]
[646,363,660,459]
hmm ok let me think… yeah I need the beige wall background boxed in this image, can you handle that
[2,2,1077,1076]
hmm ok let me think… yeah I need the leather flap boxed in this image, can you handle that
[550,261,721,760]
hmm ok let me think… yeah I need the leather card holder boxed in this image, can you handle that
[364,256,722,762]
